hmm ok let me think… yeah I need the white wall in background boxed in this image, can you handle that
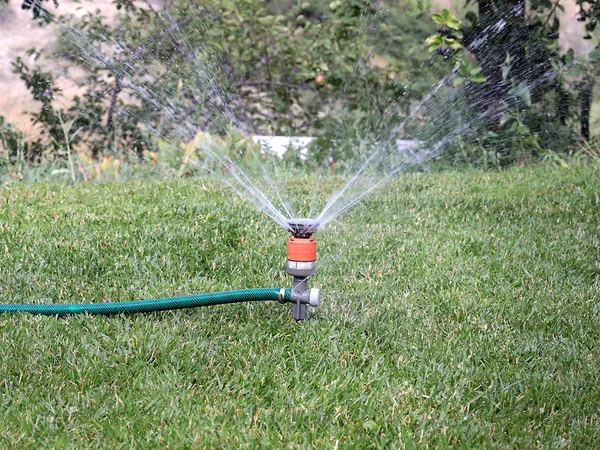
[252,136,314,158]
[252,136,420,159]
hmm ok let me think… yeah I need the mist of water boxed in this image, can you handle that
[50,3,559,234]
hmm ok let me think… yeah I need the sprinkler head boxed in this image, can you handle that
[287,218,320,238]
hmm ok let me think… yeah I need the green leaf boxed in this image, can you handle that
[499,113,513,127]
[564,48,575,66]
[453,77,466,87]
[447,18,461,30]
[589,47,600,63]
[410,0,430,15]
[502,64,511,81]
[426,35,443,46]
[465,11,477,25]
[517,124,531,134]
[566,65,582,77]
[448,39,462,50]
[518,82,532,106]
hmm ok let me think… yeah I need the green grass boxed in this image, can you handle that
[0,164,599,448]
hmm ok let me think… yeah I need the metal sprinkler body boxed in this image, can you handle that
[285,219,320,321]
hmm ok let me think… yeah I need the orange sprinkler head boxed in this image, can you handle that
[287,237,317,262]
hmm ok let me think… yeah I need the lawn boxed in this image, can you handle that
[0,164,599,448]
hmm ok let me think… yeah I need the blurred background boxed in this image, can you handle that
[1,0,600,174]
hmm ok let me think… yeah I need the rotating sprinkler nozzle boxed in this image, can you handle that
[287,218,320,238]
[286,218,320,320]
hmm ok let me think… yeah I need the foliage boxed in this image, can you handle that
[574,0,600,39]
[8,0,57,23]
[580,138,600,162]
[427,9,463,56]
[421,0,597,165]
[0,116,27,165]
[7,0,599,169]
[133,0,410,137]
[8,0,443,167]
[22,0,57,22]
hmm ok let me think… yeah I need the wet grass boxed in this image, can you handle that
[0,164,599,448]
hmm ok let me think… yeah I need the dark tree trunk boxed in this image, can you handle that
[106,75,123,155]
[556,83,569,125]
[580,74,594,141]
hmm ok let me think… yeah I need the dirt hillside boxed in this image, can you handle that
[0,0,118,135]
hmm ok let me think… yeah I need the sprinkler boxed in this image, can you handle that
[285,219,320,321]
[0,220,322,321]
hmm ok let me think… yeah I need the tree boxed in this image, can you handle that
[10,0,439,163]
[424,0,592,164]
[2,0,58,23]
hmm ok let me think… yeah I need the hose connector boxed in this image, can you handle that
[278,288,287,305]
[290,288,320,307]
[309,288,320,307]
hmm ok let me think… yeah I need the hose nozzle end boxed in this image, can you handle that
[309,288,320,307]
[289,288,321,307]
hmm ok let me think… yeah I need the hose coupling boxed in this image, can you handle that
[290,288,320,307]
[278,288,286,305]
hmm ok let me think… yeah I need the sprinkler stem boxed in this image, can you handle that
[293,276,308,320]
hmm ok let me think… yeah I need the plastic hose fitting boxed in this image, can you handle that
[287,236,317,321]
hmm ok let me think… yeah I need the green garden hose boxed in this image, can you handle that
[0,288,292,317]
